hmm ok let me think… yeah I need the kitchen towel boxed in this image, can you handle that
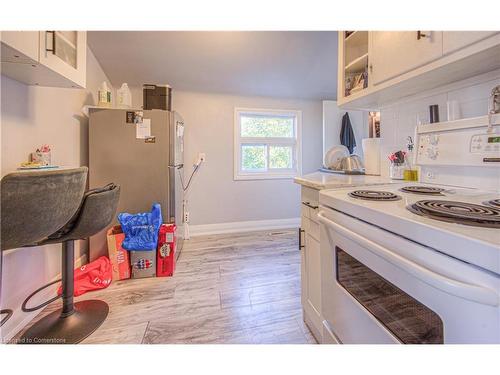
[362,138,381,175]
[340,112,356,154]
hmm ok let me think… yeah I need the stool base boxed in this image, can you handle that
[19,299,108,344]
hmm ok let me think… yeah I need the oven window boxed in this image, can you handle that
[336,247,444,344]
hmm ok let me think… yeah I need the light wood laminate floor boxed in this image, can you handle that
[16,229,316,344]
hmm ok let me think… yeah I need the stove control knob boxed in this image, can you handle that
[426,148,439,160]
[429,134,440,145]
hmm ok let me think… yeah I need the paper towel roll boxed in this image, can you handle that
[362,138,381,175]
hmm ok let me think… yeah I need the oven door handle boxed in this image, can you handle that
[318,212,499,306]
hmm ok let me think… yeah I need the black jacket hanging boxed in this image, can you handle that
[340,112,356,154]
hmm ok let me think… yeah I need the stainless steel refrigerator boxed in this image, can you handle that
[88,108,184,261]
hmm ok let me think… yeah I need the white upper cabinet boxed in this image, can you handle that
[443,31,498,55]
[1,31,86,88]
[38,31,86,88]
[371,31,443,85]
[338,31,500,110]
[0,31,39,62]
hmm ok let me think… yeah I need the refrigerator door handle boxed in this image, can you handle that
[168,164,184,169]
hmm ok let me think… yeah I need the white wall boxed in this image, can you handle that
[129,88,323,226]
[379,69,500,190]
[0,47,113,340]
[322,100,368,160]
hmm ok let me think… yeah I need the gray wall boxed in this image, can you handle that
[0,47,113,340]
[130,88,323,225]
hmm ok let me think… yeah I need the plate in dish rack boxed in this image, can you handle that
[324,145,349,169]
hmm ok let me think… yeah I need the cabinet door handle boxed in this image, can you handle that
[417,31,429,40]
[46,31,56,54]
[168,163,184,169]
[318,211,499,306]
[298,228,305,250]
[302,201,319,210]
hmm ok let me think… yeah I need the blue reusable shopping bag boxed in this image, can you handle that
[118,203,162,251]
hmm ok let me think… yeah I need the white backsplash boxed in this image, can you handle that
[379,69,500,190]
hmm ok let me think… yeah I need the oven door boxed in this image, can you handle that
[318,207,500,344]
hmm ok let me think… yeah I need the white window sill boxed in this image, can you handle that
[234,172,298,181]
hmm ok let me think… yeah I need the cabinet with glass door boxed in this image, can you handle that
[39,31,86,88]
[0,31,86,88]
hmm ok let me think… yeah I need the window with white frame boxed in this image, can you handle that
[234,108,301,180]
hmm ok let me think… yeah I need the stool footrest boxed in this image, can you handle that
[21,279,61,313]
[0,309,13,327]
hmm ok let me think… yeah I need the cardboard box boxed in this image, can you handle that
[106,225,131,281]
[130,250,156,279]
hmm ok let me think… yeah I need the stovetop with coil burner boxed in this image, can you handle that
[408,199,500,229]
[400,186,445,195]
[348,186,447,203]
[319,182,500,274]
[348,185,500,228]
[348,190,402,201]
[485,198,500,208]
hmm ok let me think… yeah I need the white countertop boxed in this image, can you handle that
[2,165,82,178]
[294,171,393,190]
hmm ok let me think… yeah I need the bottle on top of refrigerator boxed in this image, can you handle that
[98,81,112,108]
[117,83,132,109]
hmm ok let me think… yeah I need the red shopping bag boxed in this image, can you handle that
[57,256,113,297]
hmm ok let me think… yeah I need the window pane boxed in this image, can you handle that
[55,31,77,68]
[241,115,294,137]
[241,145,266,171]
[269,146,292,169]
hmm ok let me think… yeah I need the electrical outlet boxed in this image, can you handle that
[194,152,206,167]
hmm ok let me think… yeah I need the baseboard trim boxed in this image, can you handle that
[188,218,300,237]
[1,254,88,343]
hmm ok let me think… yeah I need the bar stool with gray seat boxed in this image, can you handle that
[1,167,88,328]
[1,167,120,344]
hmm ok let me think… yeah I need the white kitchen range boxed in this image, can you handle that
[318,115,500,344]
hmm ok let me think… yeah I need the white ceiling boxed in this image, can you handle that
[88,31,338,100]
